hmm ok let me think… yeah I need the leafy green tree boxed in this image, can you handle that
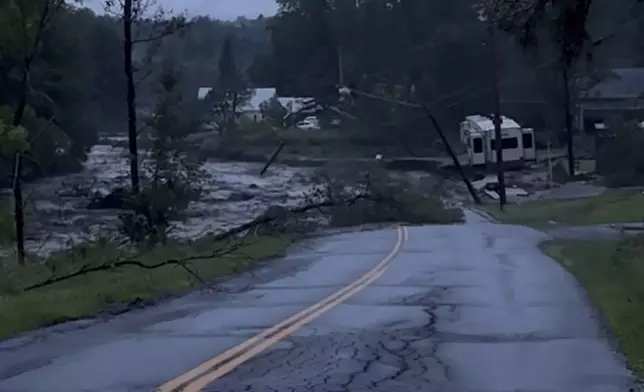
[0,0,77,264]
[264,0,644,159]
[104,0,188,194]
[489,0,644,176]
[260,96,288,127]
[0,118,29,157]
[265,0,496,152]
[596,118,644,187]
[119,60,207,244]
[205,35,251,136]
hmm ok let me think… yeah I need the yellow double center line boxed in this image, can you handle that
[157,226,408,392]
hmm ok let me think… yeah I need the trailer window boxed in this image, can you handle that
[502,137,518,149]
[522,133,533,148]
[472,137,483,153]
[491,137,519,150]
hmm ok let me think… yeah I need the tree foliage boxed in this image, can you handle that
[119,60,207,244]
[204,35,252,137]
[260,96,288,127]
[0,118,28,157]
[0,3,272,186]
[596,118,644,187]
[247,0,644,154]
[489,0,644,66]
[0,3,120,184]
[257,0,495,147]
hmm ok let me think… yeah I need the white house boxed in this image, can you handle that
[237,88,277,122]
[197,87,277,122]
[197,86,323,125]
[197,87,213,100]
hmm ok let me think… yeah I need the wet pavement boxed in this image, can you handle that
[0,212,639,392]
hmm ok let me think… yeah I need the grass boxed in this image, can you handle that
[207,122,445,160]
[543,237,644,377]
[0,233,297,340]
[482,192,644,228]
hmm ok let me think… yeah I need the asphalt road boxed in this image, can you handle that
[0,212,639,392]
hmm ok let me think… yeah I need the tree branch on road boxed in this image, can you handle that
[21,192,381,292]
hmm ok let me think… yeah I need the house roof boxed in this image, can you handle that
[197,87,212,100]
[581,68,644,100]
[197,87,277,113]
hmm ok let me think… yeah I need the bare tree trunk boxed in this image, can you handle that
[123,0,140,193]
[9,0,59,265]
[12,67,31,265]
[562,66,575,178]
[230,92,238,134]
[11,155,25,265]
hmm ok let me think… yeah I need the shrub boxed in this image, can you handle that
[596,119,644,187]
[118,61,208,245]
[315,164,463,227]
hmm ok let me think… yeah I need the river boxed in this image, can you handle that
[8,136,317,257]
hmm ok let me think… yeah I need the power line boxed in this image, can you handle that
[349,89,421,109]
[349,49,561,114]
[364,9,644,111]
[356,38,492,84]
[333,8,644,132]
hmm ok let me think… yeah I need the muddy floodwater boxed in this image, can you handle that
[5,136,317,257]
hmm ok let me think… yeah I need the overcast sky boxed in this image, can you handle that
[85,0,279,20]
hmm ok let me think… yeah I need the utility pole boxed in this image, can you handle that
[547,133,554,188]
[422,106,482,205]
[488,24,507,209]
[123,0,140,194]
[562,65,575,178]
[337,45,344,86]
[12,154,25,265]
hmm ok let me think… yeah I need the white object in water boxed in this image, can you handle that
[375,154,383,161]
[338,86,352,96]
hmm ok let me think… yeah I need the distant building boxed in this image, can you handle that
[197,87,212,100]
[278,97,321,124]
[197,87,322,125]
[196,87,277,123]
[237,88,277,122]
[577,68,644,133]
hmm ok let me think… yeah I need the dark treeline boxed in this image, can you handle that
[249,0,644,148]
[0,2,270,185]
[2,0,644,184]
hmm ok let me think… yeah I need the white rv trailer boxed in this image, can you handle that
[521,127,536,161]
[460,115,535,166]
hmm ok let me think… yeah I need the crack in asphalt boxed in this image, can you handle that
[199,290,641,392]
[1,224,642,392]
[201,293,453,392]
